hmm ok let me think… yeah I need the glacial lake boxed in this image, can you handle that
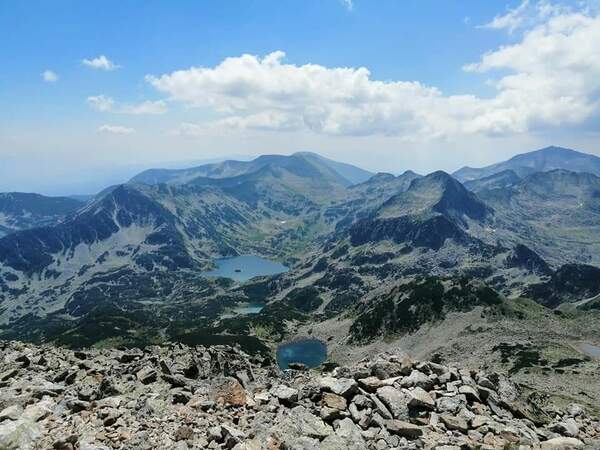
[220,303,264,319]
[579,342,600,359]
[276,339,327,370]
[201,255,288,282]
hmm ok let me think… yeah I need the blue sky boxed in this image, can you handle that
[1,0,599,194]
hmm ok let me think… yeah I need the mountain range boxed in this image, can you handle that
[0,192,83,237]
[453,146,600,181]
[1,146,599,373]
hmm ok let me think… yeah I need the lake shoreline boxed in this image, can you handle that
[201,255,289,282]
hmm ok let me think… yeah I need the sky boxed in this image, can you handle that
[1,0,600,195]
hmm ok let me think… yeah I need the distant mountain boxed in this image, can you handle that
[0,155,369,324]
[293,152,374,185]
[464,170,522,193]
[130,152,373,187]
[0,192,83,237]
[454,146,600,182]
[4,149,600,348]
[477,169,600,266]
[324,170,422,232]
[0,182,264,322]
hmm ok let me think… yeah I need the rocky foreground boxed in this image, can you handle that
[0,341,598,450]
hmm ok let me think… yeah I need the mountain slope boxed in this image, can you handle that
[464,170,522,193]
[0,159,368,326]
[293,151,374,185]
[476,169,600,266]
[0,192,83,237]
[454,146,600,182]
[349,171,493,249]
[323,171,422,232]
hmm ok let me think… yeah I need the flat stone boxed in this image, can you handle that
[440,414,469,433]
[270,385,298,404]
[358,376,386,391]
[322,393,347,410]
[335,418,367,449]
[566,404,584,418]
[211,377,247,407]
[436,394,467,414]
[551,418,579,437]
[0,405,23,421]
[0,419,42,450]
[459,385,481,402]
[376,386,410,420]
[407,387,435,410]
[370,358,410,379]
[320,377,358,398]
[21,400,54,422]
[540,437,584,449]
[399,370,433,390]
[385,419,423,439]
[471,414,489,428]
[289,406,332,439]
[136,367,157,385]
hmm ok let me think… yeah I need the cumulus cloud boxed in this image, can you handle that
[147,3,600,140]
[465,11,600,130]
[86,95,167,115]
[97,124,135,134]
[41,70,58,83]
[82,55,120,71]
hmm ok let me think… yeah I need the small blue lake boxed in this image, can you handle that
[202,255,288,282]
[579,342,600,359]
[276,339,327,370]
[220,303,265,319]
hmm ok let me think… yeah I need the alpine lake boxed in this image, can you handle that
[201,255,288,282]
[202,256,328,370]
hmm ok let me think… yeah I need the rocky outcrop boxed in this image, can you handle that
[349,214,477,250]
[0,341,598,449]
[525,264,600,307]
[505,244,552,276]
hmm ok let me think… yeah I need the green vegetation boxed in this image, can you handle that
[349,277,502,342]
[283,286,323,312]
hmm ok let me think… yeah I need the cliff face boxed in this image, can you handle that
[0,341,598,449]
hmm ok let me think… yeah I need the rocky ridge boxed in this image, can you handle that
[0,341,598,449]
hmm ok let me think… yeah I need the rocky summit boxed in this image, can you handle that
[0,341,598,450]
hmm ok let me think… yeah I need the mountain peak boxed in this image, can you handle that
[454,146,600,182]
[378,170,491,222]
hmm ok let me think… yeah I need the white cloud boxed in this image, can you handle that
[41,70,58,83]
[86,95,167,115]
[341,0,353,11]
[97,124,135,134]
[119,100,168,115]
[482,0,533,33]
[82,55,120,71]
[147,4,600,140]
[465,11,600,130]
[481,0,572,33]
[87,95,115,112]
